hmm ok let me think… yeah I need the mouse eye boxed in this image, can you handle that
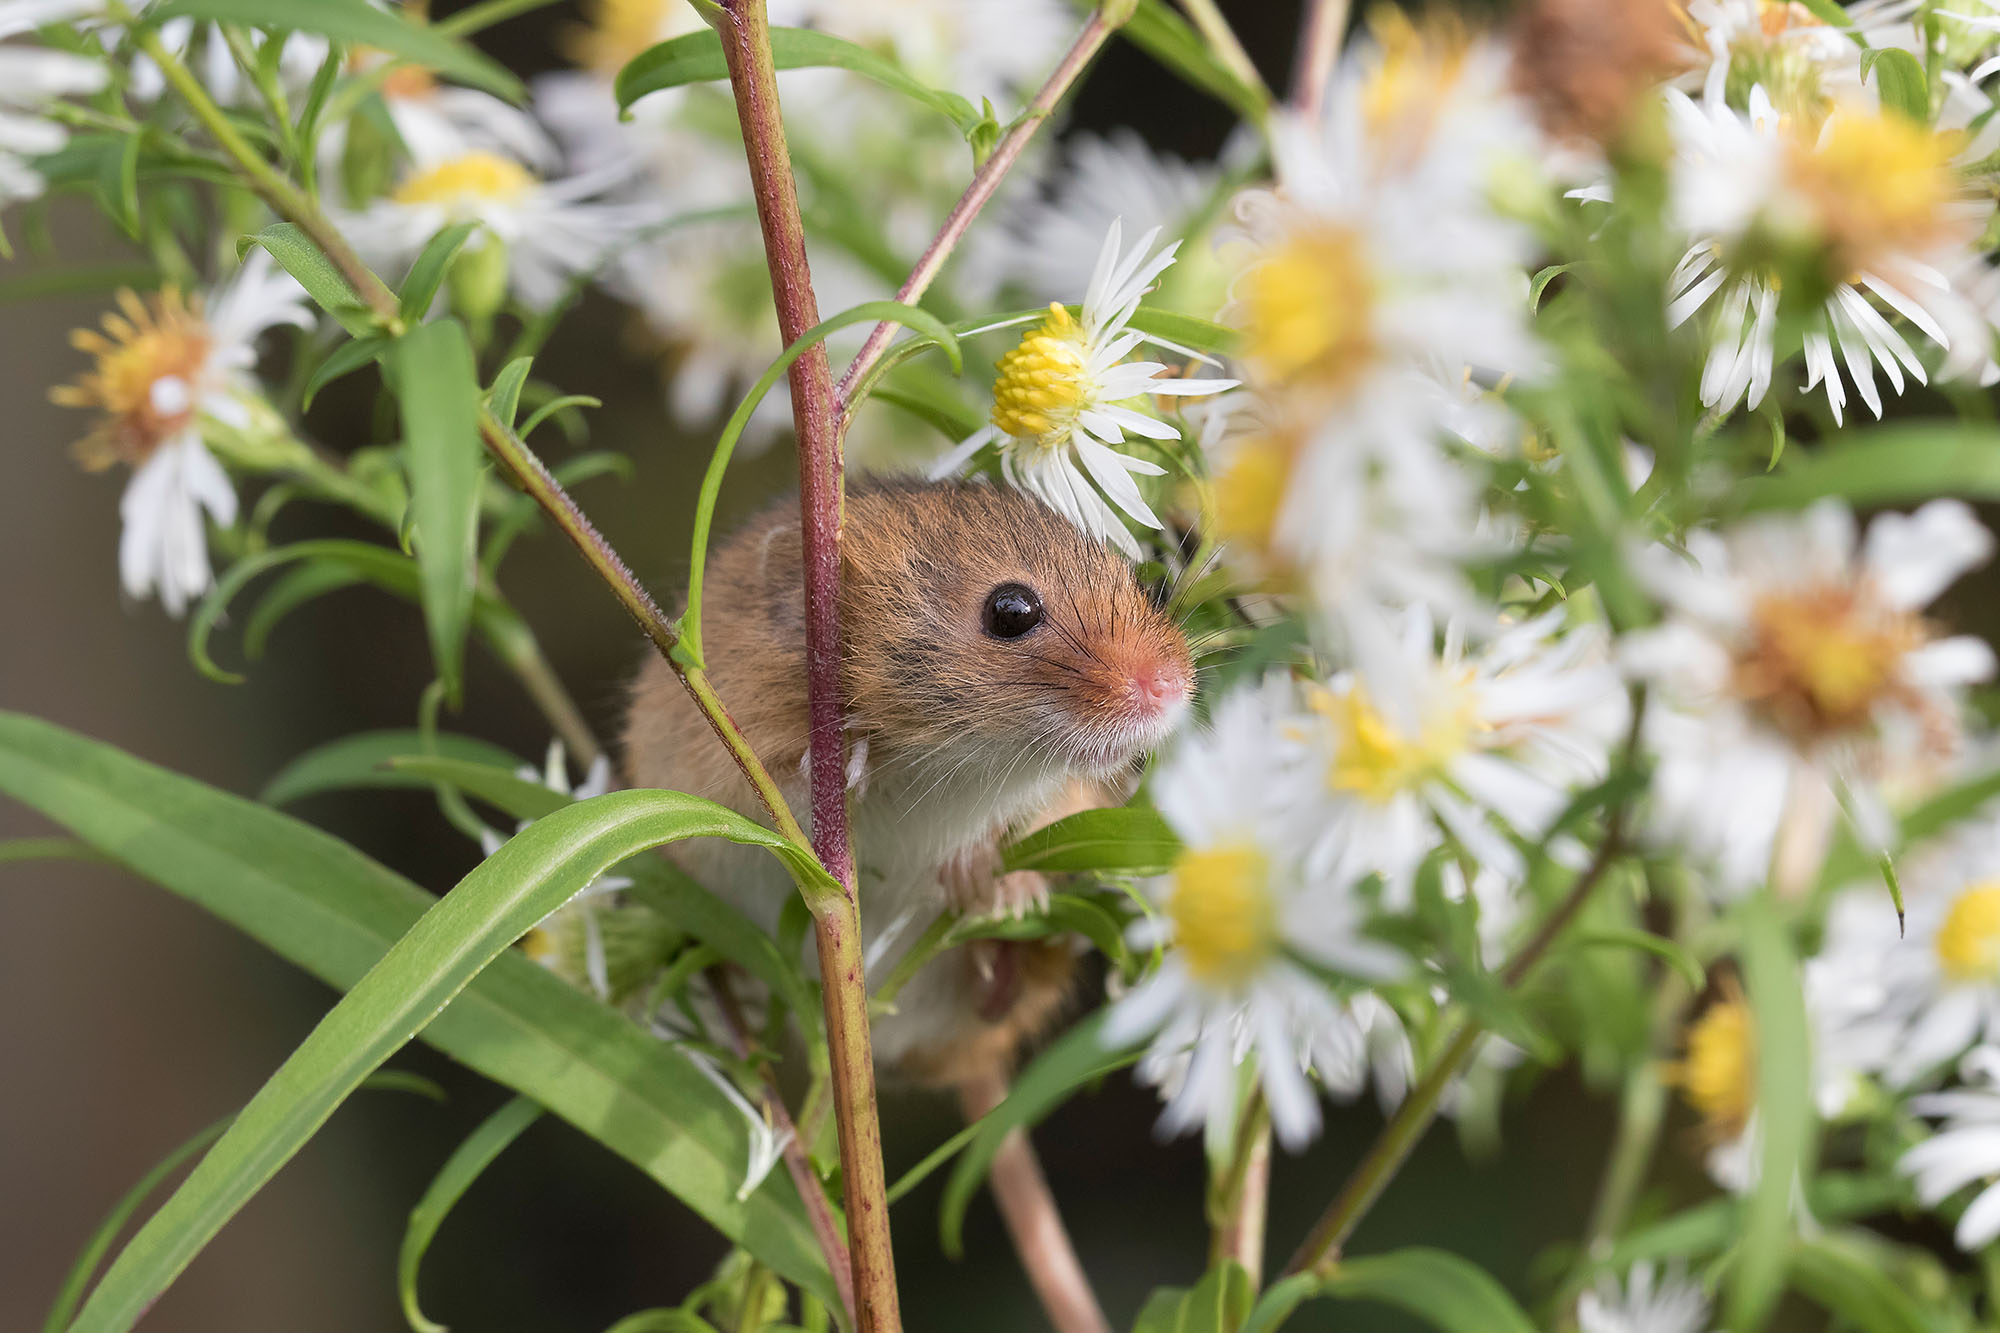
[982,583,1044,639]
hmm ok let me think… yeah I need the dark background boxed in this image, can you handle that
[2,3,1693,1329]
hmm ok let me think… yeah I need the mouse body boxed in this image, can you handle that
[623,479,1194,1082]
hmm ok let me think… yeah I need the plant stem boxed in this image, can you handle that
[831,5,1125,416]
[961,1069,1111,1333]
[1290,0,1351,119]
[710,2,900,1328]
[1210,1093,1272,1282]
[1177,0,1270,104]
[710,967,857,1324]
[1282,821,1630,1276]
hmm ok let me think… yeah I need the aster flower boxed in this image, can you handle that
[683,1048,794,1202]
[342,150,659,310]
[1105,675,1406,1150]
[932,219,1236,557]
[0,40,107,209]
[1664,84,2000,425]
[50,253,312,615]
[1627,500,1995,896]
[779,0,1070,113]
[1900,1047,2000,1250]
[324,56,556,183]
[1577,1260,1713,1333]
[1300,603,1626,903]
[532,0,711,177]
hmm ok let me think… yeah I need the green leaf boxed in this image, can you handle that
[1183,1262,1254,1331]
[302,333,390,410]
[1790,1233,1943,1333]
[615,27,981,134]
[1133,1288,1194,1333]
[0,836,105,864]
[385,755,571,820]
[1736,423,2000,512]
[599,1312,722,1333]
[946,892,1131,975]
[1729,895,1814,1331]
[154,0,522,100]
[389,319,484,706]
[44,1072,444,1333]
[1567,928,1706,991]
[400,1096,542,1333]
[1124,308,1241,359]
[399,220,483,322]
[1243,1248,1538,1333]
[486,355,533,429]
[518,392,602,441]
[242,561,369,658]
[940,1011,1142,1257]
[259,730,525,806]
[241,223,371,333]
[1002,805,1181,875]
[0,712,839,1320]
[1863,47,1929,122]
[1121,0,1270,125]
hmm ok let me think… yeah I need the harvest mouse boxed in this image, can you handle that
[622,479,1195,1083]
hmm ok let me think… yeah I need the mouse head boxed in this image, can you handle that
[841,480,1194,777]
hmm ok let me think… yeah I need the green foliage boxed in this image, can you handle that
[399,1096,544,1333]
[1243,1249,1539,1333]
[153,0,522,99]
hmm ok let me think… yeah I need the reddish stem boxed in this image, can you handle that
[1290,0,1350,120]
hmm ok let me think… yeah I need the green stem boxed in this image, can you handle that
[1177,0,1271,106]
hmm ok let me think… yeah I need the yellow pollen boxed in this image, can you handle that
[1168,843,1278,987]
[1785,109,1965,273]
[563,0,698,77]
[1239,226,1376,391]
[393,151,536,208]
[1213,433,1298,551]
[1313,681,1477,804]
[1735,583,1924,742]
[1936,884,2000,981]
[50,286,213,470]
[990,303,1091,445]
[1673,991,1756,1140]
[1360,6,1470,155]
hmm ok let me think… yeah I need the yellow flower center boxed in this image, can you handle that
[393,151,536,209]
[1936,884,2000,981]
[1784,109,1964,273]
[990,303,1091,445]
[563,0,701,77]
[1238,226,1376,391]
[1674,992,1756,1139]
[50,287,213,470]
[1735,583,1923,742]
[1213,432,1298,551]
[1313,681,1477,804]
[520,927,556,962]
[1360,6,1470,157]
[1167,843,1278,987]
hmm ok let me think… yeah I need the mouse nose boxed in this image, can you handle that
[1131,661,1192,713]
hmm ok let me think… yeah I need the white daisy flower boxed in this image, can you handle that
[1816,812,2000,1088]
[779,0,1071,113]
[1664,84,1999,425]
[1672,0,1901,111]
[0,0,330,105]
[1105,675,1406,1150]
[50,252,313,615]
[1301,603,1626,904]
[480,741,632,1001]
[1627,501,1995,896]
[323,55,556,185]
[1577,1260,1712,1333]
[532,0,711,178]
[932,219,1236,557]
[342,150,659,310]
[0,41,107,208]
[1900,1046,2000,1250]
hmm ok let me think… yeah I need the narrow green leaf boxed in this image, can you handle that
[1568,928,1706,991]
[518,392,602,441]
[599,1312,722,1333]
[399,1096,543,1333]
[1002,805,1181,875]
[1124,308,1241,359]
[259,730,525,806]
[154,0,523,100]
[1863,47,1929,122]
[1133,1288,1194,1333]
[940,1011,1142,1257]
[1245,1248,1538,1333]
[389,319,483,705]
[946,893,1130,975]
[242,561,370,658]
[615,27,981,133]
[1729,896,1814,1331]
[0,713,839,1317]
[486,355,533,429]
[241,223,371,333]
[0,836,105,863]
[1183,1261,1254,1331]
[1737,423,2000,512]
[1790,1233,1940,1333]
[43,1072,443,1333]
[1121,0,1270,125]
[302,333,389,410]
[398,220,483,321]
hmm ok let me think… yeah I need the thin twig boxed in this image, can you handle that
[831,5,1125,416]
[1210,1094,1272,1281]
[1290,0,1351,120]
[710,2,901,1328]
[961,1069,1111,1333]
[710,967,857,1323]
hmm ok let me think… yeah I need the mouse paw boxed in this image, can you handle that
[939,844,1048,920]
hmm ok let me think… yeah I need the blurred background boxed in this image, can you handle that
[0,1,1720,1328]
